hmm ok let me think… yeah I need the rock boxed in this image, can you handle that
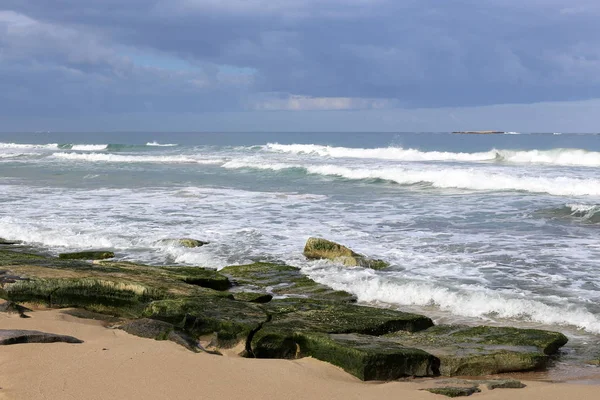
[143,297,268,348]
[159,238,209,248]
[160,266,231,291]
[0,238,21,245]
[0,329,83,345]
[117,318,201,352]
[221,262,356,302]
[0,301,32,318]
[387,325,568,376]
[298,333,438,380]
[59,251,115,260]
[423,387,481,397]
[250,298,436,379]
[303,237,389,270]
[233,292,273,303]
[486,379,526,390]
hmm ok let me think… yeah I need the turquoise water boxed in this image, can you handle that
[1,131,600,347]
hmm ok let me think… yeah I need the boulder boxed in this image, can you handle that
[59,251,115,260]
[387,325,568,376]
[159,238,209,248]
[0,329,83,345]
[303,237,389,269]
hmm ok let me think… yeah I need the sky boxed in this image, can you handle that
[1,0,599,132]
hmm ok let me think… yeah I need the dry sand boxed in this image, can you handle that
[0,308,598,400]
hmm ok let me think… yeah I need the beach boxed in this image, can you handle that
[0,305,598,400]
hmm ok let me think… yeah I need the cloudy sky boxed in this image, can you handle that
[1,0,599,132]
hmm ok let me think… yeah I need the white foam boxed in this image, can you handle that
[0,142,58,149]
[504,131,521,135]
[51,152,224,164]
[0,152,39,159]
[497,148,600,167]
[224,161,600,197]
[265,143,496,162]
[304,267,600,333]
[146,141,178,147]
[264,143,600,168]
[70,144,108,151]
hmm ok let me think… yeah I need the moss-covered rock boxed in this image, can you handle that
[387,325,568,376]
[0,238,21,245]
[159,238,209,248]
[301,333,438,380]
[250,298,436,379]
[159,266,231,291]
[303,237,389,269]
[221,262,356,302]
[423,387,481,397]
[0,251,233,317]
[232,292,273,303]
[117,318,201,352]
[486,379,526,390]
[59,251,115,260]
[0,301,32,318]
[142,297,268,348]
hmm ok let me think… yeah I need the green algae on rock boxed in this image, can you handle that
[221,262,357,302]
[117,318,202,352]
[59,251,115,260]
[232,292,273,303]
[142,297,268,348]
[387,325,568,376]
[303,237,389,269]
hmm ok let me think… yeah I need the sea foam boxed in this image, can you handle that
[51,152,223,164]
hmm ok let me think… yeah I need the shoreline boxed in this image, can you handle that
[1,306,600,400]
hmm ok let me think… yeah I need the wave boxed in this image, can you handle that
[224,160,600,196]
[264,143,497,162]
[306,268,600,334]
[0,152,40,159]
[264,143,600,167]
[70,144,108,151]
[0,142,58,149]
[51,152,224,164]
[146,141,178,147]
[545,204,600,223]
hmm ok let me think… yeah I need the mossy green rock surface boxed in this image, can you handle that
[143,297,268,348]
[300,333,438,380]
[59,251,115,260]
[303,237,389,269]
[232,292,273,303]
[387,325,568,376]
[221,262,356,302]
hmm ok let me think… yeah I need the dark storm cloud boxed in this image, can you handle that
[1,0,599,117]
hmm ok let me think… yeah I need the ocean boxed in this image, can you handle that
[1,131,600,365]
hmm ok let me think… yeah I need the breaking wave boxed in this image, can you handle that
[305,267,600,334]
[264,143,600,167]
[51,152,224,164]
[0,142,59,149]
[224,160,600,196]
[146,141,178,147]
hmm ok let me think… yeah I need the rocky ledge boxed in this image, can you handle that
[0,243,569,381]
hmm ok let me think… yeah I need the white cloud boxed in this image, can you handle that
[253,94,395,111]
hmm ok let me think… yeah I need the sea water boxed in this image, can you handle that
[1,131,600,363]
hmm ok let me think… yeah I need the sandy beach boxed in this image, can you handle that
[0,307,597,400]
